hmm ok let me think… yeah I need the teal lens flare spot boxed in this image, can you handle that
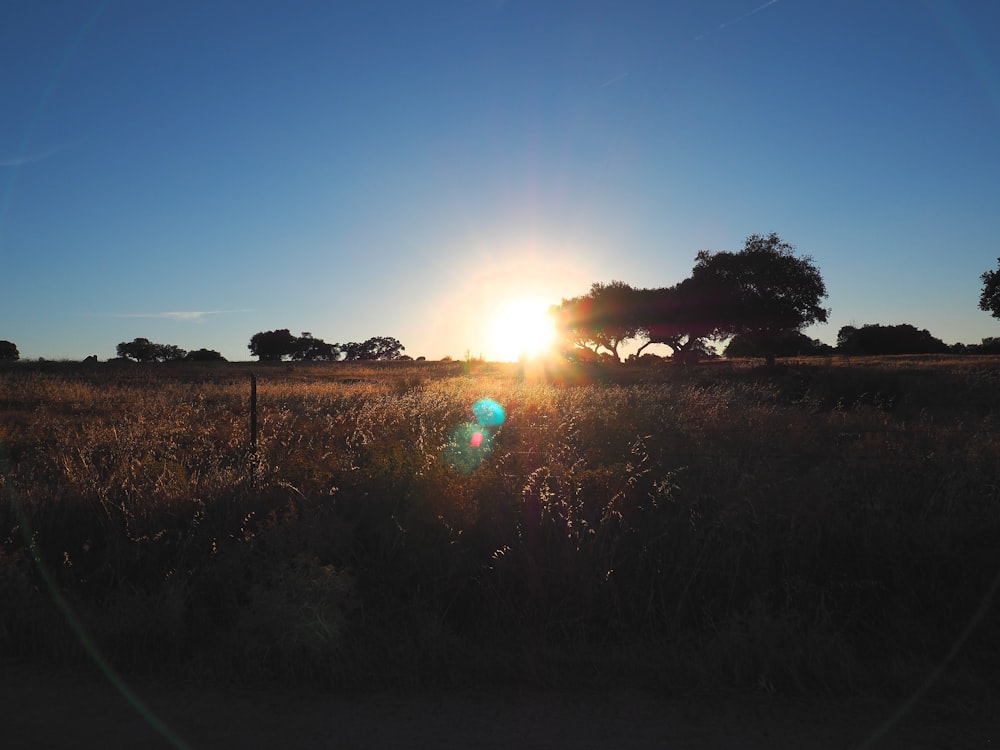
[443,399,504,473]
[472,398,505,427]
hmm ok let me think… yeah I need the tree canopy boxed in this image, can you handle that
[980,257,1000,320]
[340,336,405,361]
[291,333,339,361]
[249,329,297,360]
[185,348,226,362]
[725,331,832,358]
[632,280,720,358]
[116,338,187,362]
[837,324,949,356]
[249,331,404,361]
[977,337,1000,354]
[551,281,641,362]
[0,340,19,361]
[548,234,829,365]
[689,233,829,365]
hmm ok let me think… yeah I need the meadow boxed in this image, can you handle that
[1,355,998,700]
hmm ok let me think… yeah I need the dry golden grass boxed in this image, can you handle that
[1,356,999,695]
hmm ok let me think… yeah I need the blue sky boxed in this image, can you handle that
[2,0,999,361]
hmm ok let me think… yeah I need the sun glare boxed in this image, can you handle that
[488,297,557,361]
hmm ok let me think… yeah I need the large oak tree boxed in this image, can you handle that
[690,233,829,365]
[632,280,720,359]
[552,281,640,362]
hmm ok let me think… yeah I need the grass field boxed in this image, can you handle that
[1,356,998,699]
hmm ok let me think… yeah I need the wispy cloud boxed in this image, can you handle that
[0,145,68,167]
[85,310,252,322]
[695,0,781,41]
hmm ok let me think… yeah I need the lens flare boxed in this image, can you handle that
[472,398,505,427]
[443,398,507,473]
[444,422,493,473]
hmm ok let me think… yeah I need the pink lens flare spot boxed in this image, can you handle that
[470,431,484,448]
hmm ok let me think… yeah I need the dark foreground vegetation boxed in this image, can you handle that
[1,357,998,700]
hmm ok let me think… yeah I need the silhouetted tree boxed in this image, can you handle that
[340,336,405,361]
[117,338,156,362]
[552,281,640,362]
[836,323,949,355]
[185,348,226,362]
[368,336,405,360]
[158,344,187,361]
[690,233,829,366]
[291,333,339,361]
[0,340,19,361]
[980,257,1000,320]
[836,325,857,350]
[725,331,832,358]
[341,341,361,361]
[248,329,298,361]
[975,336,1000,354]
[633,281,719,358]
[117,338,187,362]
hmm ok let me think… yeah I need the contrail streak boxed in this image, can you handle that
[599,72,629,89]
[695,0,782,40]
[84,310,252,321]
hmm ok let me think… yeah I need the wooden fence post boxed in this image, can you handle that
[249,373,258,451]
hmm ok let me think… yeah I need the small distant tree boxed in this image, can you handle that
[185,348,226,362]
[976,336,1000,354]
[0,340,19,361]
[980,257,1000,320]
[117,337,157,362]
[157,344,187,361]
[248,329,298,361]
[291,333,339,361]
[366,336,405,360]
[340,336,405,361]
[725,331,832,358]
[836,325,857,350]
[341,341,361,361]
[117,338,187,362]
[837,323,948,355]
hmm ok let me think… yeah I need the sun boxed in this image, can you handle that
[488,297,557,362]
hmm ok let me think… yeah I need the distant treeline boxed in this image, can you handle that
[4,243,999,364]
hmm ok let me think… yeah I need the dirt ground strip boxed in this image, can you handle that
[2,664,996,750]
